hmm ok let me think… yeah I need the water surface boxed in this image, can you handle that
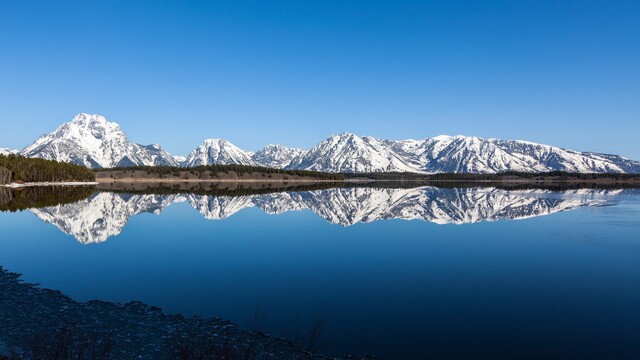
[1,185,639,359]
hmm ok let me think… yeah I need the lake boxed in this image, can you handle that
[1,184,640,359]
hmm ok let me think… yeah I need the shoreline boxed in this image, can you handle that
[96,178,349,184]
[0,266,372,359]
[2,177,639,187]
[1,181,99,188]
[96,178,640,185]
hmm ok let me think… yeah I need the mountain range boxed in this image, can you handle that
[6,113,640,173]
[29,187,619,244]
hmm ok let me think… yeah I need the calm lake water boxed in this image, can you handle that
[1,185,640,359]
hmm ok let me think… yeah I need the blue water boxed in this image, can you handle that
[1,187,640,359]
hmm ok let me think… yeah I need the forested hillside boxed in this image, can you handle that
[0,154,95,184]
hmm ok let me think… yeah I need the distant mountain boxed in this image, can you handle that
[0,148,19,156]
[12,113,640,173]
[252,144,307,168]
[293,133,419,173]
[292,133,640,174]
[183,139,257,167]
[172,155,187,165]
[20,114,177,168]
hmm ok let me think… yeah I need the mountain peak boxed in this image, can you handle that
[69,113,117,129]
[202,138,228,144]
[261,144,286,150]
[336,131,357,138]
[184,138,256,167]
[253,144,307,169]
[14,115,640,174]
[20,114,177,168]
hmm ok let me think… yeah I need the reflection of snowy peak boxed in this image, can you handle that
[20,114,177,168]
[252,192,307,214]
[286,187,601,225]
[186,195,254,219]
[26,188,617,243]
[30,192,181,244]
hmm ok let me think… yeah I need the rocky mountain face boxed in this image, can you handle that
[12,113,640,173]
[183,139,257,167]
[20,114,177,168]
[26,187,619,243]
[293,133,420,173]
[293,133,640,173]
[251,144,307,169]
[178,132,640,173]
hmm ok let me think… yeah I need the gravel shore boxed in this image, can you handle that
[0,267,373,360]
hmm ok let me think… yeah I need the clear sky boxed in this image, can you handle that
[0,1,638,159]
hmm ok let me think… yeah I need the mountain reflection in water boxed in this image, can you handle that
[8,185,627,244]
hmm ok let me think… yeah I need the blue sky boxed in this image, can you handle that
[0,0,638,159]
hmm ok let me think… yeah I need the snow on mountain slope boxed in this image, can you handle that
[0,148,19,156]
[291,133,640,174]
[183,139,257,167]
[13,114,640,173]
[20,113,177,168]
[172,155,187,165]
[407,135,545,173]
[488,139,639,173]
[293,133,423,173]
[252,144,307,168]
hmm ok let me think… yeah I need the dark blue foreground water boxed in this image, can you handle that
[1,186,640,359]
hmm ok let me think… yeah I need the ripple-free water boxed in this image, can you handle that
[1,186,639,359]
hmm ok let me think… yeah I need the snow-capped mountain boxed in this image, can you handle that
[25,187,625,243]
[252,144,307,168]
[12,113,640,173]
[172,155,187,165]
[20,114,177,168]
[293,133,420,173]
[183,139,257,167]
[0,148,19,156]
[292,133,640,174]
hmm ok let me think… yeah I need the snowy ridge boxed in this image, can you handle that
[14,113,640,173]
[180,132,639,174]
[252,144,307,169]
[294,133,640,173]
[20,114,177,168]
[27,187,623,243]
[0,148,19,156]
[184,139,258,167]
[293,133,422,173]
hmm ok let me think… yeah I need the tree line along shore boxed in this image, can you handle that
[95,166,640,184]
[0,154,95,185]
